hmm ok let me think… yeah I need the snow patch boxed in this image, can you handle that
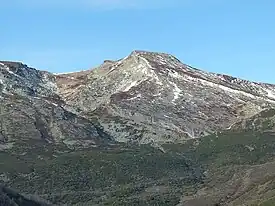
[54,71,83,75]
[264,88,275,100]
[128,93,141,100]
[153,92,162,97]
[4,67,20,77]
[51,102,58,107]
[183,75,268,101]
[115,55,129,66]
[6,67,15,75]
[123,80,139,92]
[157,55,169,65]
[171,82,182,102]
[136,62,163,86]
[245,145,255,152]
[139,56,153,69]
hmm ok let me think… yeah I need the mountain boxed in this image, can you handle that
[0,61,113,147]
[56,50,275,144]
[1,52,275,205]
[2,52,275,145]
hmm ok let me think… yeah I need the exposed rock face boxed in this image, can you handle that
[55,51,275,144]
[0,61,112,147]
[0,61,58,98]
[1,51,275,145]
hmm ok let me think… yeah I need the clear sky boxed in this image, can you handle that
[1,0,275,83]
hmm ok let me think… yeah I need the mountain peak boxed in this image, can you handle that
[0,61,27,68]
[130,50,172,56]
[124,50,185,74]
[129,50,180,61]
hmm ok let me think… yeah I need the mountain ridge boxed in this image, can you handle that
[53,50,275,142]
[1,50,275,144]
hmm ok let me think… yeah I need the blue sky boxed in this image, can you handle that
[1,0,275,83]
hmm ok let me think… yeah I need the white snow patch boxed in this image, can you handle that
[139,57,153,69]
[137,64,144,69]
[115,55,129,66]
[245,145,255,152]
[51,102,58,107]
[171,82,182,102]
[123,80,139,92]
[128,93,141,100]
[6,68,15,75]
[183,130,196,139]
[54,71,83,75]
[184,75,260,100]
[226,123,235,130]
[153,92,162,97]
[185,93,193,97]
[136,62,163,86]
[108,66,117,73]
[4,67,20,77]
[218,75,226,81]
[264,88,275,100]
[44,98,58,106]
[157,55,169,65]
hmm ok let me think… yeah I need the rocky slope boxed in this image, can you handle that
[0,61,113,148]
[2,51,275,146]
[55,51,275,144]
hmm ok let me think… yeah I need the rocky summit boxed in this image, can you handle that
[1,52,275,205]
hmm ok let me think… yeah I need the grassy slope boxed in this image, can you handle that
[0,140,203,206]
[164,130,275,205]
[1,130,275,205]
